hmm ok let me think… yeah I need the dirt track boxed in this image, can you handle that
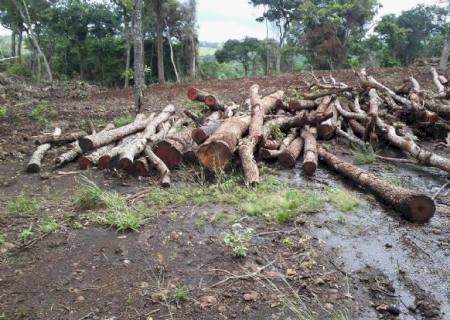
[0,68,449,320]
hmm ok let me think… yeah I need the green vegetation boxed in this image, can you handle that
[30,102,50,124]
[144,175,323,222]
[40,217,59,233]
[74,177,141,231]
[352,145,375,165]
[112,114,134,127]
[19,226,33,241]
[199,46,217,57]
[326,187,361,212]
[173,286,188,305]
[0,232,5,245]
[0,105,7,118]
[7,192,40,216]
[270,124,285,140]
[223,225,254,258]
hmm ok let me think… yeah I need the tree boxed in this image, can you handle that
[153,0,165,83]
[133,0,145,112]
[440,1,450,70]
[215,38,261,77]
[250,0,299,73]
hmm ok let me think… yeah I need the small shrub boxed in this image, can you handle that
[223,224,254,258]
[270,124,285,140]
[327,187,361,212]
[30,102,49,124]
[352,145,375,165]
[8,192,39,215]
[19,227,33,241]
[73,178,106,210]
[0,105,7,118]
[112,114,134,127]
[40,217,59,233]
[174,286,188,305]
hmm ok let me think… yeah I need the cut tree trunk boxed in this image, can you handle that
[55,142,82,167]
[191,111,222,144]
[288,99,316,112]
[317,100,338,140]
[27,143,51,173]
[364,89,380,142]
[279,136,304,168]
[145,145,170,187]
[301,126,318,175]
[118,105,176,169]
[79,113,150,152]
[34,130,87,145]
[260,128,298,160]
[98,133,139,170]
[133,156,150,176]
[197,115,252,171]
[153,126,194,169]
[187,87,208,102]
[205,95,225,111]
[318,146,435,223]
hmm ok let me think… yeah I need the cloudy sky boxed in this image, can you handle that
[0,0,443,41]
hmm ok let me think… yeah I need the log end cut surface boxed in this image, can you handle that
[78,137,94,152]
[154,141,184,170]
[79,157,94,170]
[303,161,317,176]
[98,156,111,170]
[279,152,296,169]
[197,141,233,171]
[192,128,209,145]
[401,195,435,223]
[26,163,41,173]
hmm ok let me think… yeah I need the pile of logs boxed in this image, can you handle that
[27,68,450,224]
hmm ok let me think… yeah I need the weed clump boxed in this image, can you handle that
[223,224,254,258]
[8,192,40,216]
[352,145,375,165]
[326,187,361,212]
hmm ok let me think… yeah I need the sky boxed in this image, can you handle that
[0,0,443,41]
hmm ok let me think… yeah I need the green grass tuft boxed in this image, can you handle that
[112,114,134,127]
[19,226,33,241]
[270,123,285,140]
[0,105,7,118]
[223,225,254,258]
[174,286,188,304]
[8,192,40,216]
[327,187,361,212]
[352,145,375,165]
[0,232,5,245]
[40,217,59,233]
[30,102,49,124]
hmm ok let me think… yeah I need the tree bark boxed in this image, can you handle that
[153,126,194,169]
[27,143,51,173]
[260,128,298,160]
[191,111,222,144]
[317,100,338,140]
[155,0,165,83]
[288,99,317,112]
[55,142,82,167]
[301,126,318,175]
[79,113,150,152]
[98,134,138,170]
[167,27,180,83]
[124,14,132,89]
[118,105,176,169]
[439,23,450,70]
[318,146,435,223]
[132,0,145,112]
[279,136,304,169]
[34,130,87,145]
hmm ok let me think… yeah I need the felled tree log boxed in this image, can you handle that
[191,111,222,144]
[77,123,116,169]
[134,156,150,177]
[301,126,318,175]
[279,136,304,169]
[260,129,298,160]
[27,143,51,173]
[118,105,176,169]
[239,85,285,185]
[431,67,446,97]
[153,126,194,169]
[55,142,82,167]
[197,115,252,171]
[280,110,334,131]
[364,89,381,142]
[34,130,87,145]
[288,99,316,112]
[98,134,138,170]
[78,113,151,152]
[317,100,338,140]
[318,146,435,223]
[187,87,208,102]
[144,145,170,187]
[205,95,225,111]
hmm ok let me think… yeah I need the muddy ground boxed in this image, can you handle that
[0,68,449,320]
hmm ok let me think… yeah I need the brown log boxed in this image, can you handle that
[303,87,351,100]
[76,123,116,169]
[78,113,151,152]
[191,111,222,144]
[260,129,299,160]
[153,126,193,169]
[317,100,338,140]
[144,145,170,187]
[27,143,51,173]
[431,67,446,96]
[118,105,176,169]
[34,130,87,145]
[288,99,316,112]
[55,142,82,167]
[134,156,150,177]
[318,146,435,223]
[279,136,304,168]
[364,89,380,142]
[187,87,208,102]
[280,110,334,131]
[205,95,225,111]
[98,134,138,170]
[301,126,318,175]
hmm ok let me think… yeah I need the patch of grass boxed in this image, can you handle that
[326,187,361,212]
[352,144,375,165]
[383,176,403,187]
[144,175,323,222]
[7,192,40,216]
[30,102,49,124]
[112,114,134,127]
[270,123,285,140]
[0,232,5,245]
[75,177,141,231]
[173,286,188,305]
[0,105,7,118]
[39,217,59,233]
[19,226,33,241]
[223,225,253,258]
[334,212,347,224]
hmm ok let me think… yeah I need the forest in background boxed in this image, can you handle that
[0,0,450,86]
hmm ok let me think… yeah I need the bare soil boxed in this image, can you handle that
[0,68,449,320]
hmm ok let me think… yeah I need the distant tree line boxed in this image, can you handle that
[1,0,450,85]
